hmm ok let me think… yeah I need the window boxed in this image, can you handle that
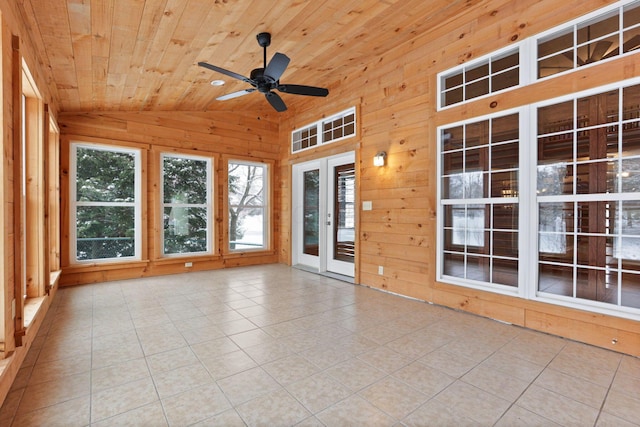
[438,1,640,109]
[291,107,356,153]
[228,160,268,251]
[322,109,356,144]
[438,48,520,109]
[292,125,318,152]
[537,0,640,78]
[537,82,640,309]
[437,0,640,319]
[21,65,46,299]
[161,154,212,256]
[70,143,141,262]
[439,113,520,289]
[438,79,640,317]
[47,116,61,276]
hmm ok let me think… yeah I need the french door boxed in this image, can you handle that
[292,152,355,277]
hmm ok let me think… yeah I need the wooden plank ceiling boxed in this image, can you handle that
[20,0,477,113]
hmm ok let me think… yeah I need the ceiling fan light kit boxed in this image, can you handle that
[198,32,329,112]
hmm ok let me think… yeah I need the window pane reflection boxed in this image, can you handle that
[622,272,640,308]
[576,267,618,304]
[493,259,518,287]
[539,264,573,296]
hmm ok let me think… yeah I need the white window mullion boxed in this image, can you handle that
[520,105,536,300]
[521,37,535,88]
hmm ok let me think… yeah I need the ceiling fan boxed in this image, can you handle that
[198,32,329,112]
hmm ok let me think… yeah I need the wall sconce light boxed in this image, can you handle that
[373,151,386,167]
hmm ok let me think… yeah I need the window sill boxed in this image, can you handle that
[24,296,46,329]
[224,249,276,259]
[50,270,62,288]
[63,260,150,274]
[152,254,221,265]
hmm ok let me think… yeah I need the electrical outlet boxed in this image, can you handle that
[185,262,193,267]
[378,266,384,275]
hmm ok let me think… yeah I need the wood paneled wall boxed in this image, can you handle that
[278,0,640,357]
[58,111,282,286]
[0,0,60,406]
[0,3,638,415]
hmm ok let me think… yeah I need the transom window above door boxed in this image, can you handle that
[291,107,356,153]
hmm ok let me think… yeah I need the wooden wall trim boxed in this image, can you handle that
[11,34,23,347]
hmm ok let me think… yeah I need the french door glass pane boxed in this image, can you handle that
[334,163,355,262]
[303,169,320,256]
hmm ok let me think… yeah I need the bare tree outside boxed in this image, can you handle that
[228,162,266,250]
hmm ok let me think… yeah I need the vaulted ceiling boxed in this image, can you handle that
[19,0,483,113]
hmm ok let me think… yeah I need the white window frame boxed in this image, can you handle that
[437,78,640,321]
[531,77,640,319]
[535,0,640,82]
[292,124,319,153]
[437,108,527,297]
[227,159,269,252]
[437,45,524,110]
[438,1,639,110]
[160,153,213,257]
[291,107,356,153]
[436,0,640,321]
[70,142,142,264]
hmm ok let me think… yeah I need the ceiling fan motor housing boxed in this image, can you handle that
[256,32,271,48]
[250,68,275,93]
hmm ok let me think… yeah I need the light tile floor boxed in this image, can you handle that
[1,264,639,426]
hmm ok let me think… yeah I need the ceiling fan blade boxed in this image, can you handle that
[264,53,290,81]
[623,34,640,52]
[198,62,252,84]
[265,91,287,112]
[277,84,329,97]
[588,40,613,63]
[216,88,256,101]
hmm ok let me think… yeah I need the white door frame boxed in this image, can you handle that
[292,152,355,277]
[292,158,324,270]
[325,153,355,277]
